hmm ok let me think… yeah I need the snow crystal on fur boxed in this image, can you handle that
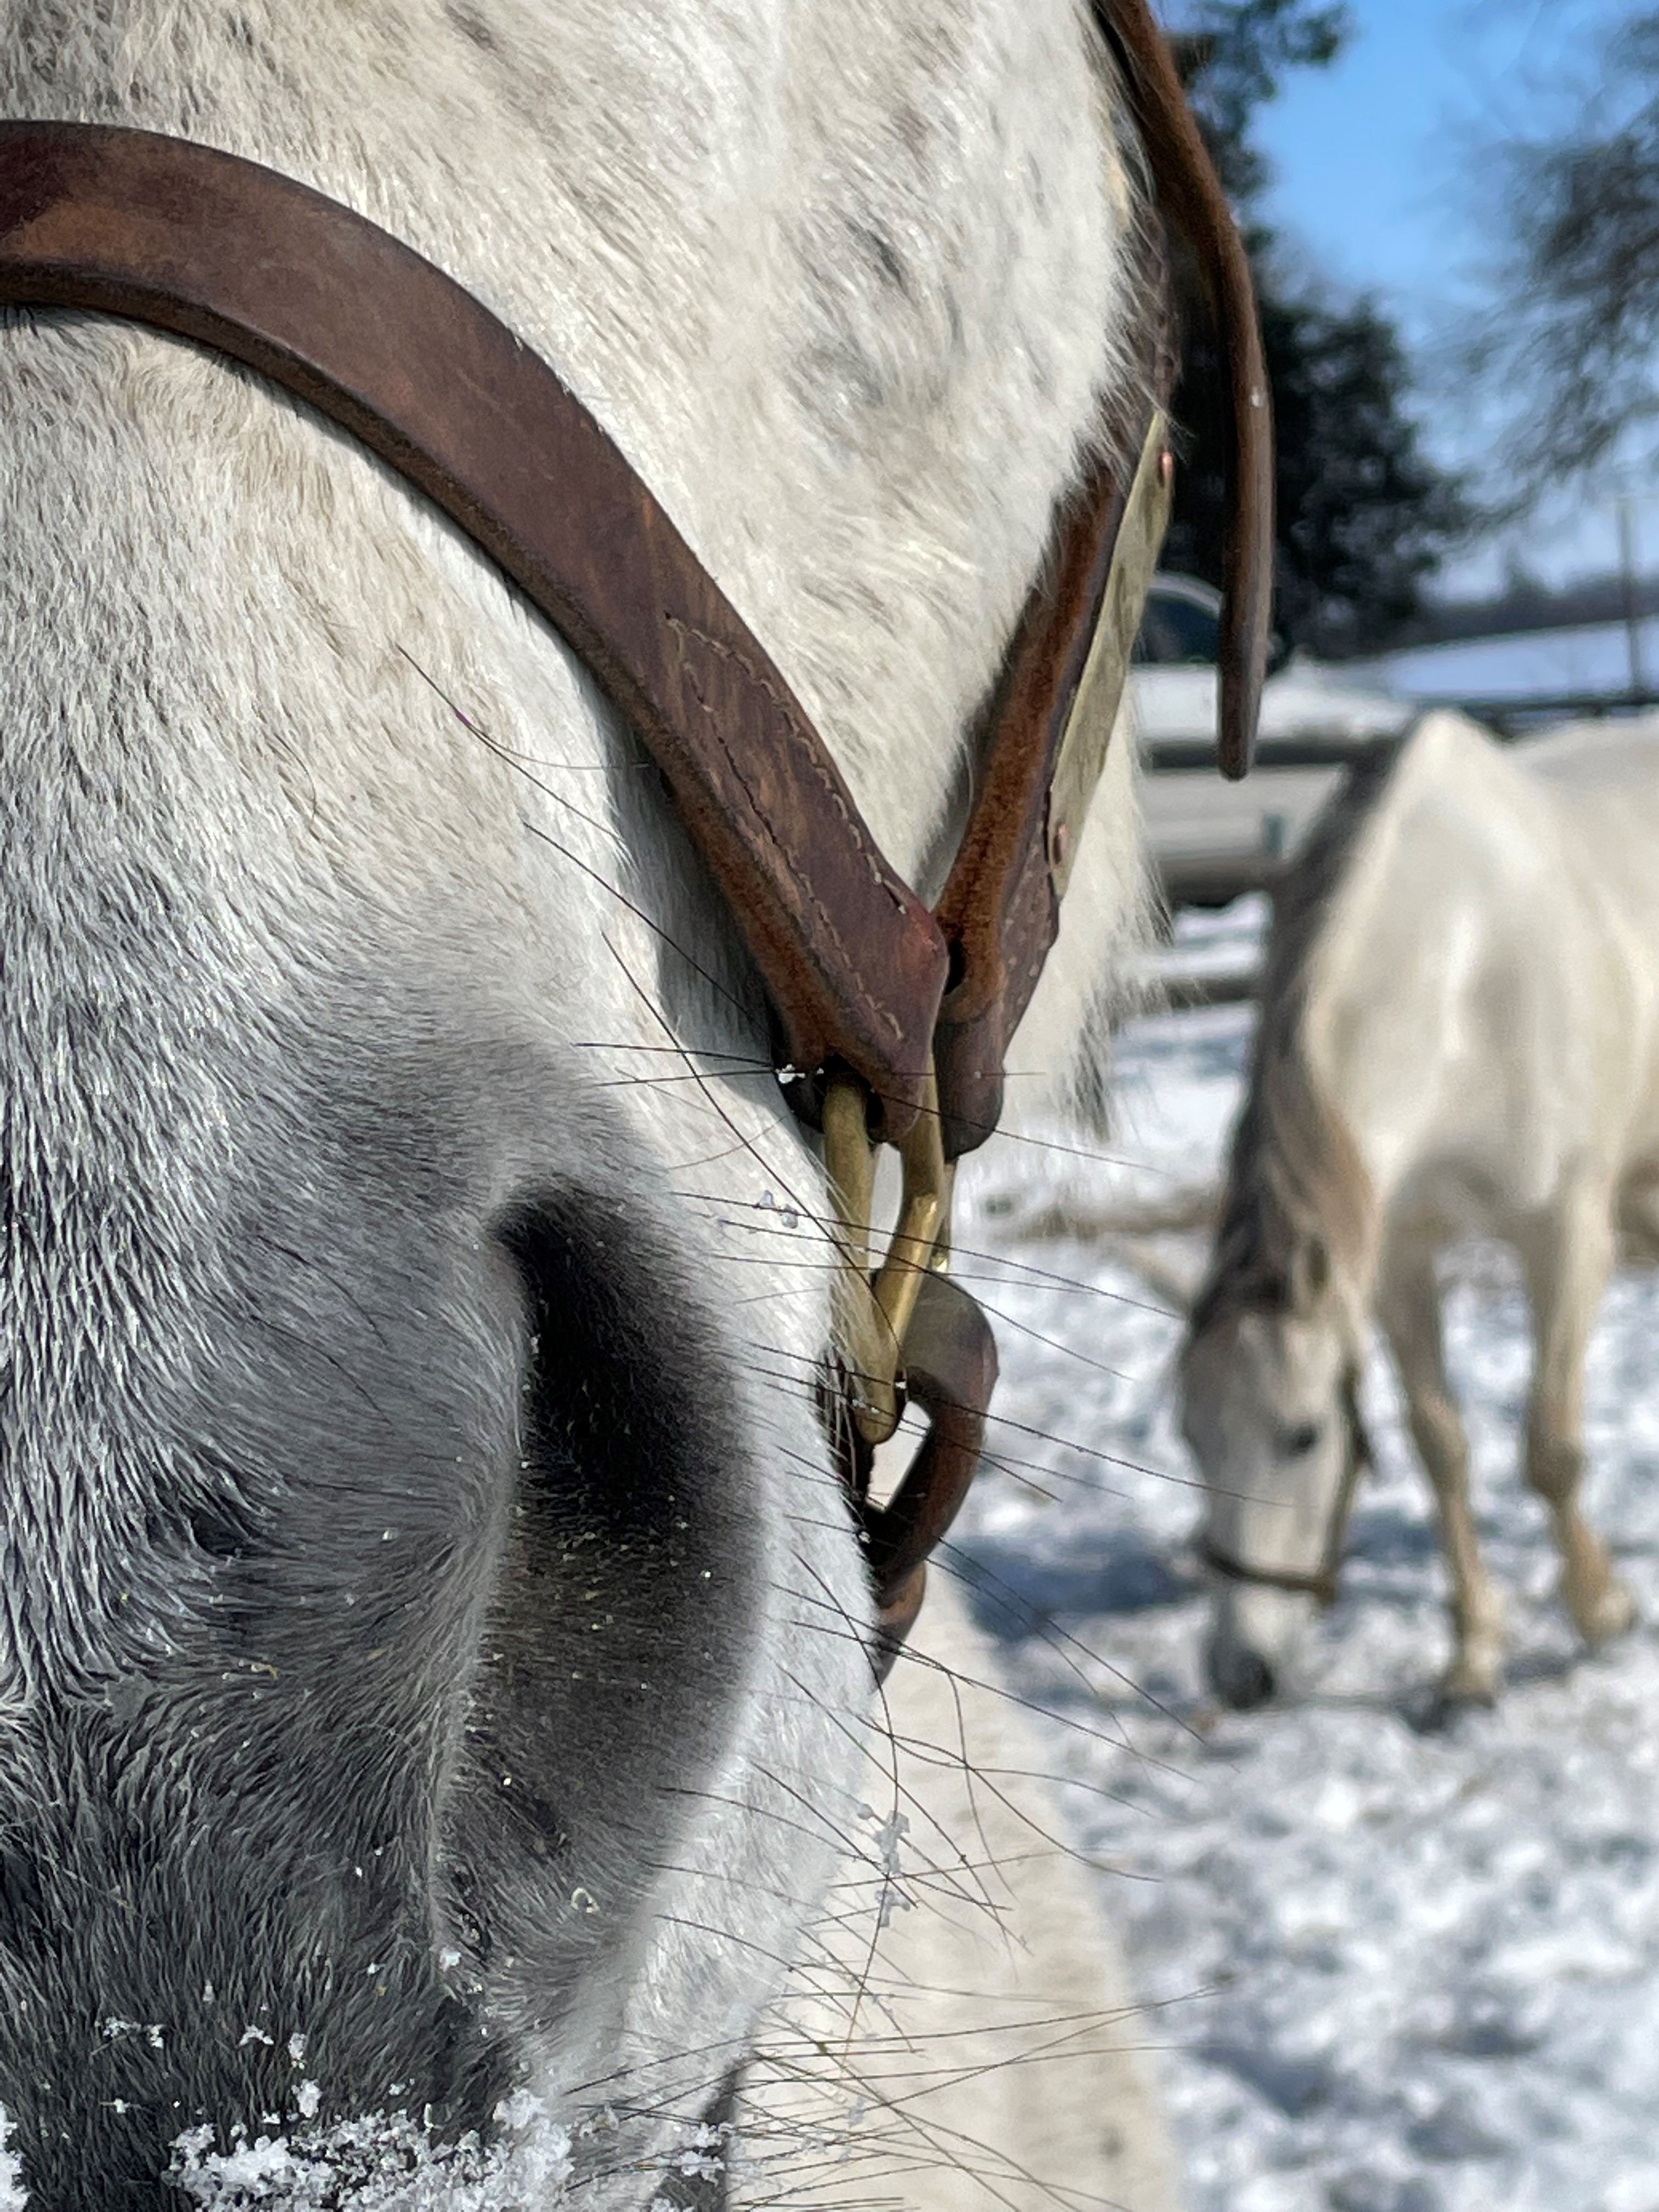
[170,2100,573,2211]
[0,2109,26,2211]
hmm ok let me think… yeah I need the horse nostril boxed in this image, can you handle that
[1208,1643,1276,1709]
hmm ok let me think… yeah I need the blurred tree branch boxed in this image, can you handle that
[1466,10,1659,496]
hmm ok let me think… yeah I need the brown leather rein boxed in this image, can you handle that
[0,8,1270,1673]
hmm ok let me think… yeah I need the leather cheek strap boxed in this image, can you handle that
[932,410,1173,1159]
[928,2,1274,1156]
[1092,0,1273,783]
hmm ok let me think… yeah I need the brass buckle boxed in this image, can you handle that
[820,1062,996,1679]
[821,1063,951,1447]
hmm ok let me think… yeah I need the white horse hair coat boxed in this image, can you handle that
[0,4,1171,2206]
[1182,709,1659,1712]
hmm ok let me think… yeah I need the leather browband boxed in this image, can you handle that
[0,2,1268,1153]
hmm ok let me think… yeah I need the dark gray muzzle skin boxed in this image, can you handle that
[0,968,761,2210]
[1205,1637,1277,1711]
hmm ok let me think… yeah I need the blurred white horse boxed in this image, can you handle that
[1181,710,1659,1712]
[0,2,1186,2206]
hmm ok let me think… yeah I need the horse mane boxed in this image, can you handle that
[1189,740,1402,1339]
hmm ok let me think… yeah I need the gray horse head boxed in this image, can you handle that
[0,0,1165,2200]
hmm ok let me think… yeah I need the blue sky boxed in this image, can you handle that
[1253,2,1595,321]
[1215,1,1642,587]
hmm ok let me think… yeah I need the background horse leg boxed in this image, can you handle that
[1520,1183,1637,1647]
[1378,1235,1506,1703]
[1616,1167,1659,1266]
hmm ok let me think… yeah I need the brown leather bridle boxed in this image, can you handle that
[0,3,1271,1674]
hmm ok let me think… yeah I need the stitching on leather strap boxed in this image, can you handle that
[662,615,904,909]
[665,613,905,1046]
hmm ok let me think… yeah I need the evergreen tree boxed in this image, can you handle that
[1159,3,1471,654]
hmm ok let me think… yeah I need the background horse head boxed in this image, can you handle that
[0,2,1183,2202]
[1178,755,1387,1709]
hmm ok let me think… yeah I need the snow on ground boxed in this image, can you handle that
[951,901,1659,2212]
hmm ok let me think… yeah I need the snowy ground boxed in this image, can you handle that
[951,900,1659,2212]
